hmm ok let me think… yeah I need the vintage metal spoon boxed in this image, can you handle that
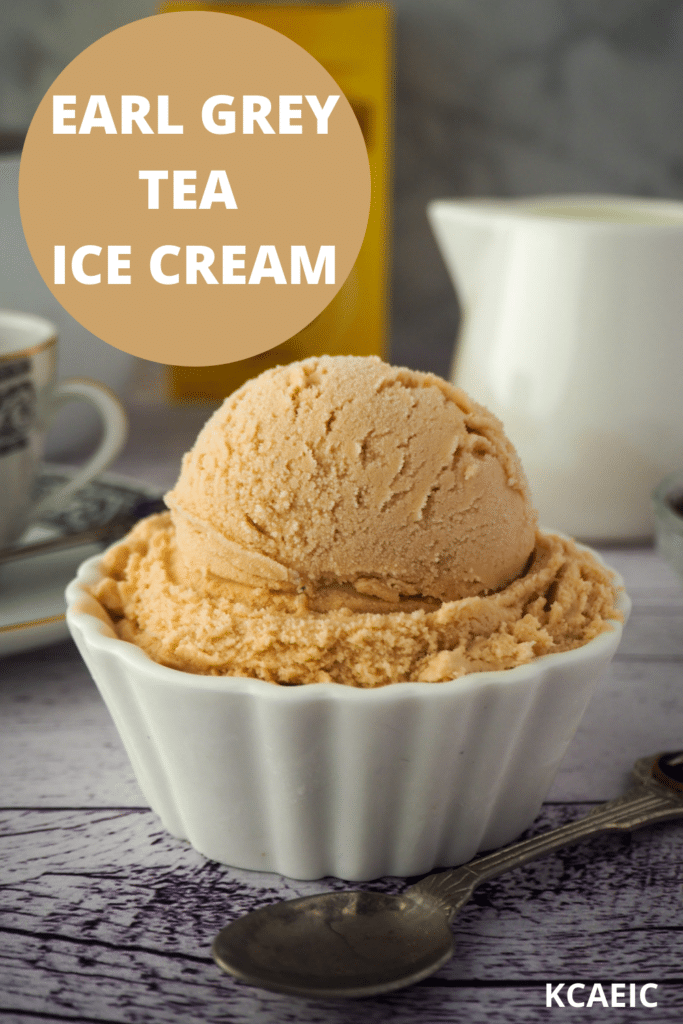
[213,751,683,999]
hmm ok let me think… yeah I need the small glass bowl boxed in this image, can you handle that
[652,472,683,584]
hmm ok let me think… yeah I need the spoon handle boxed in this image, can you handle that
[408,752,683,921]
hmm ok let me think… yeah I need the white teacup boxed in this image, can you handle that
[0,309,128,546]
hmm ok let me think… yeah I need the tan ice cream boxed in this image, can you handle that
[165,355,536,603]
[93,355,619,686]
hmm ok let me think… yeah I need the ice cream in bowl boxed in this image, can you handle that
[66,356,629,880]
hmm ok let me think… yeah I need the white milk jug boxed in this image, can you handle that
[428,194,683,541]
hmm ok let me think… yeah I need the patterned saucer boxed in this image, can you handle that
[0,467,162,658]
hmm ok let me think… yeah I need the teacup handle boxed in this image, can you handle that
[32,378,128,517]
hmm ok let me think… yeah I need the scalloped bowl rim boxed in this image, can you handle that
[65,541,630,702]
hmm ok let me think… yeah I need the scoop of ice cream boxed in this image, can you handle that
[164,355,537,603]
[95,518,618,685]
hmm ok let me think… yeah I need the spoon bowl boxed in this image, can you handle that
[213,890,455,998]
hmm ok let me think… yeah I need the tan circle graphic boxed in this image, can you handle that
[19,13,370,366]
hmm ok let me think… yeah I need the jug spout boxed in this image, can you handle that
[427,199,499,307]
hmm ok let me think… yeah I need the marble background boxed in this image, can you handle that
[1,0,682,375]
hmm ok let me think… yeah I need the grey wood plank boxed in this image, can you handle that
[0,643,143,809]
[548,659,683,800]
[594,545,683,600]
[616,605,683,661]
[1,807,683,1023]
[1,977,681,1024]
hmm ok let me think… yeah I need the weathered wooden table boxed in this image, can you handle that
[2,404,683,1023]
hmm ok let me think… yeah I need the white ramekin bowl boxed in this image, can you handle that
[66,550,629,882]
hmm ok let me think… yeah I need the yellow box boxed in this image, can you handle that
[159,2,393,401]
